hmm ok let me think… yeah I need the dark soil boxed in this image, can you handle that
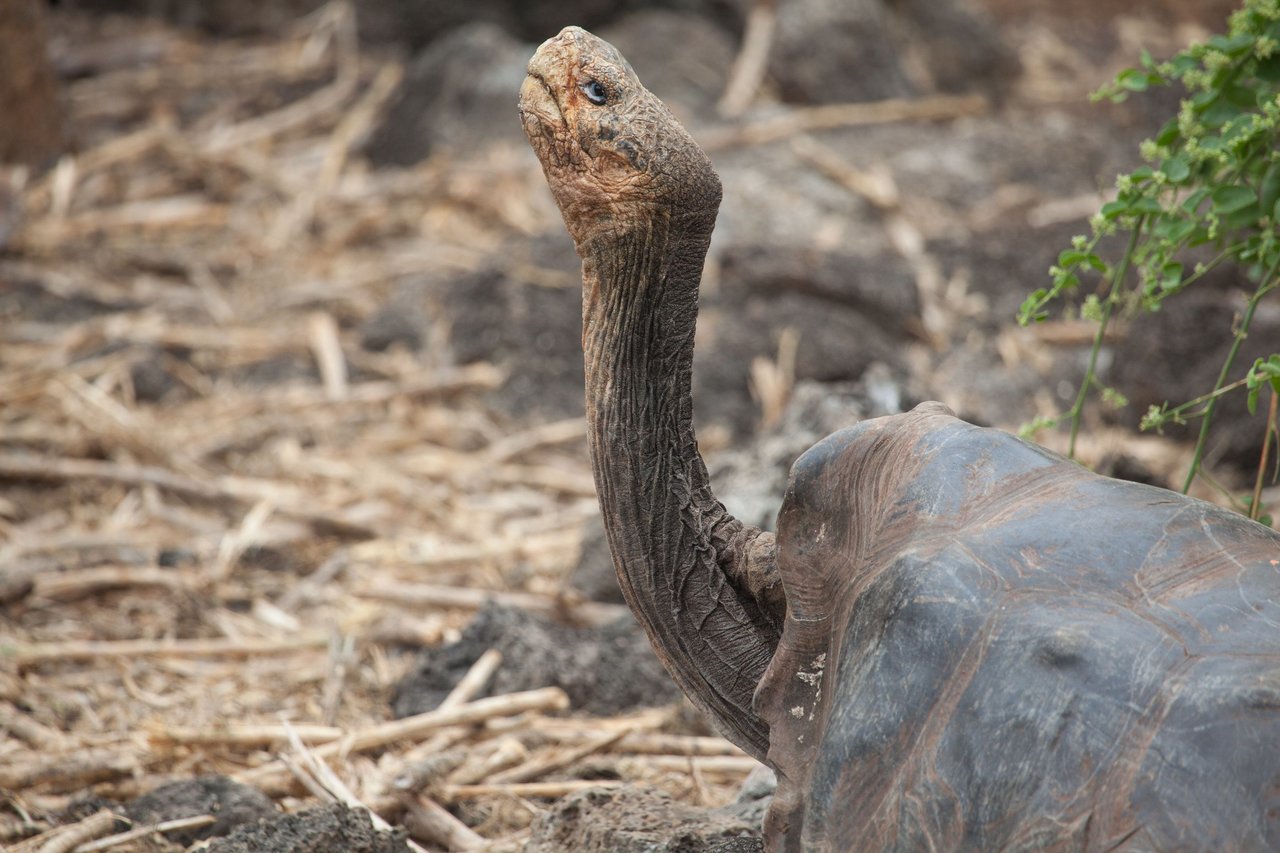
[391,604,683,718]
[523,785,764,853]
[125,777,279,846]
[205,804,410,853]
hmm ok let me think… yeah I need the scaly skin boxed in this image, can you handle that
[519,26,1280,852]
[519,25,784,763]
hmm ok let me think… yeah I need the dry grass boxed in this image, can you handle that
[0,5,753,850]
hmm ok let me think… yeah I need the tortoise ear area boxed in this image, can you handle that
[586,120,646,171]
[612,137,645,170]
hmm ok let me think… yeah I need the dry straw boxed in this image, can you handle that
[0,3,757,849]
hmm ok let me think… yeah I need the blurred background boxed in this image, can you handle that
[2,0,1275,850]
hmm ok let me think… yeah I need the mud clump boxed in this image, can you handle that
[523,785,764,853]
[205,804,410,853]
[392,604,682,718]
[125,776,277,845]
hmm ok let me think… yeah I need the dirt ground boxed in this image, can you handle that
[1,1,1275,851]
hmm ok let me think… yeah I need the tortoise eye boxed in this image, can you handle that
[581,80,608,105]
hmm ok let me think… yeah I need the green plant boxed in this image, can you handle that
[1018,0,1280,521]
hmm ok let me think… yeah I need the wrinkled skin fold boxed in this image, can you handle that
[518,25,1280,852]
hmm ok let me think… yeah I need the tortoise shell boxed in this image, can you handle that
[760,402,1280,850]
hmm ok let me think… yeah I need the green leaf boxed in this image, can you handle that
[1018,290,1049,325]
[1224,82,1260,109]
[1198,134,1226,153]
[1161,156,1191,183]
[1248,355,1280,413]
[1201,99,1243,127]
[1155,118,1181,147]
[1259,163,1280,219]
[1169,54,1198,76]
[1219,202,1261,231]
[1212,184,1258,213]
[1160,261,1184,291]
[1140,403,1170,432]
[1057,249,1106,272]
[1207,33,1254,57]
[1117,68,1150,92]
[1261,355,1280,383]
[1131,196,1163,214]
[1101,386,1129,409]
[1257,54,1280,83]
[1182,187,1212,214]
[1191,89,1219,109]
[1101,199,1130,219]
[1154,217,1197,243]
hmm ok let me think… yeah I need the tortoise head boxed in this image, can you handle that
[517,26,721,247]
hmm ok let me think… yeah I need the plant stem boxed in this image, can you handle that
[1251,387,1278,523]
[1159,243,1243,299]
[1181,259,1280,493]
[1068,218,1145,459]
[1155,375,1254,424]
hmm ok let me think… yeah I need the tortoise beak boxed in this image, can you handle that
[518,73,560,127]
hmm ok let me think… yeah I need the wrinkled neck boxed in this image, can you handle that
[578,210,780,760]
[581,212,710,506]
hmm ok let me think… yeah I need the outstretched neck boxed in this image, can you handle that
[578,209,781,759]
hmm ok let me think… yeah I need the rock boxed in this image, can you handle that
[64,0,325,38]
[363,23,531,166]
[355,0,632,49]
[695,248,917,436]
[391,604,681,718]
[709,377,904,529]
[599,10,736,119]
[768,0,1018,105]
[435,249,586,421]
[64,0,736,49]
[719,244,920,324]
[523,785,764,853]
[355,0,744,50]
[361,8,737,165]
[359,280,431,352]
[125,776,277,846]
[886,0,1021,100]
[723,765,777,827]
[129,348,178,403]
[205,804,409,853]
[770,0,914,104]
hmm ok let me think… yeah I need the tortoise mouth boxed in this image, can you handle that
[518,73,563,139]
